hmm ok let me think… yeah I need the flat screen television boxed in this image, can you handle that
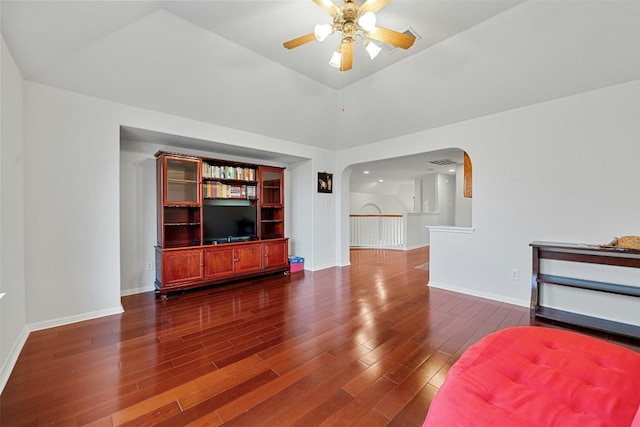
[203,205,257,244]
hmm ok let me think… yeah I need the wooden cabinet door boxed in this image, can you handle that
[163,249,203,285]
[263,240,288,269]
[204,246,235,279]
[235,243,263,274]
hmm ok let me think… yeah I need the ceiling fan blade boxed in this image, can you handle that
[365,26,415,49]
[312,0,340,16]
[359,0,393,14]
[340,40,354,71]
[283,33,317,49]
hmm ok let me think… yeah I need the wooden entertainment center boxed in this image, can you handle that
[155,151,289,297]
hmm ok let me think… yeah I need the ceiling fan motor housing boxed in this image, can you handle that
[283,0,415,71]
[338,1,363,42]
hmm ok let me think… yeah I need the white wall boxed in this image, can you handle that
[337,80,640,306]
[437,174,455,226]
[405,213,435,249]
[454,164,472,227]
[417,172,461,225]
[24,81,336,315]
[119,142,158,295]
[397,183,415,213]
[413,179,422,213]
[313,177,337,271]
[24,84,124,326]
[349,178,414,215]
[421,174,437,213]
[350,192,407,215]
[430,81,640,305]
[0,35,28,391]
[289,160,313,262]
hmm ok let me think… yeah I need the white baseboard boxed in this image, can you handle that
[351,245,405,251]
[27,305,125,332]
[121,286,154,297]
[428,281,528,308]
[0,326,30,393]
[308,263,336,272]
[405,243,429,250]
[351,244,429,251]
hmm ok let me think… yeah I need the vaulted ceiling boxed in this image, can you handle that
[2,0,639,156]
[3,1,528,89]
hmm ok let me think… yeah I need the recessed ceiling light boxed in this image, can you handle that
[378,179,384,183]
[363,170,370,174]
[448,169,455,172]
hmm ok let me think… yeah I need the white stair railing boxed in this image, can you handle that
[350,215,404,248]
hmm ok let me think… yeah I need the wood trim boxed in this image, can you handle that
[463,151,472,198]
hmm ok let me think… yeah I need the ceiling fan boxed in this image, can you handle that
[283,0,416,71]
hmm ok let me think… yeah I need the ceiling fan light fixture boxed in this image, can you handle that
[364,39,381,60]
[358,11,376,31]
[283,0,416,72]
[314,23,333,42]
[329,50,342,68]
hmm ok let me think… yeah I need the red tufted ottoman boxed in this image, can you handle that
[423,326,640,427]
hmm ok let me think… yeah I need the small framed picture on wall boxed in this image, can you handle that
[318,172,333,193]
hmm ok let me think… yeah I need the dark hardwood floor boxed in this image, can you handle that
[2,247,638,426]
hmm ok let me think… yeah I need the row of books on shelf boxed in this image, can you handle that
[202,163,256,181]
[203,182,257,199]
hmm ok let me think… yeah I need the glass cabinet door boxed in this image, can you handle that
[259,166,284,239]
[165,158,200,204]
[260,168,283,206]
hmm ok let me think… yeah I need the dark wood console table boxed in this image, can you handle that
[530,241,640,339]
